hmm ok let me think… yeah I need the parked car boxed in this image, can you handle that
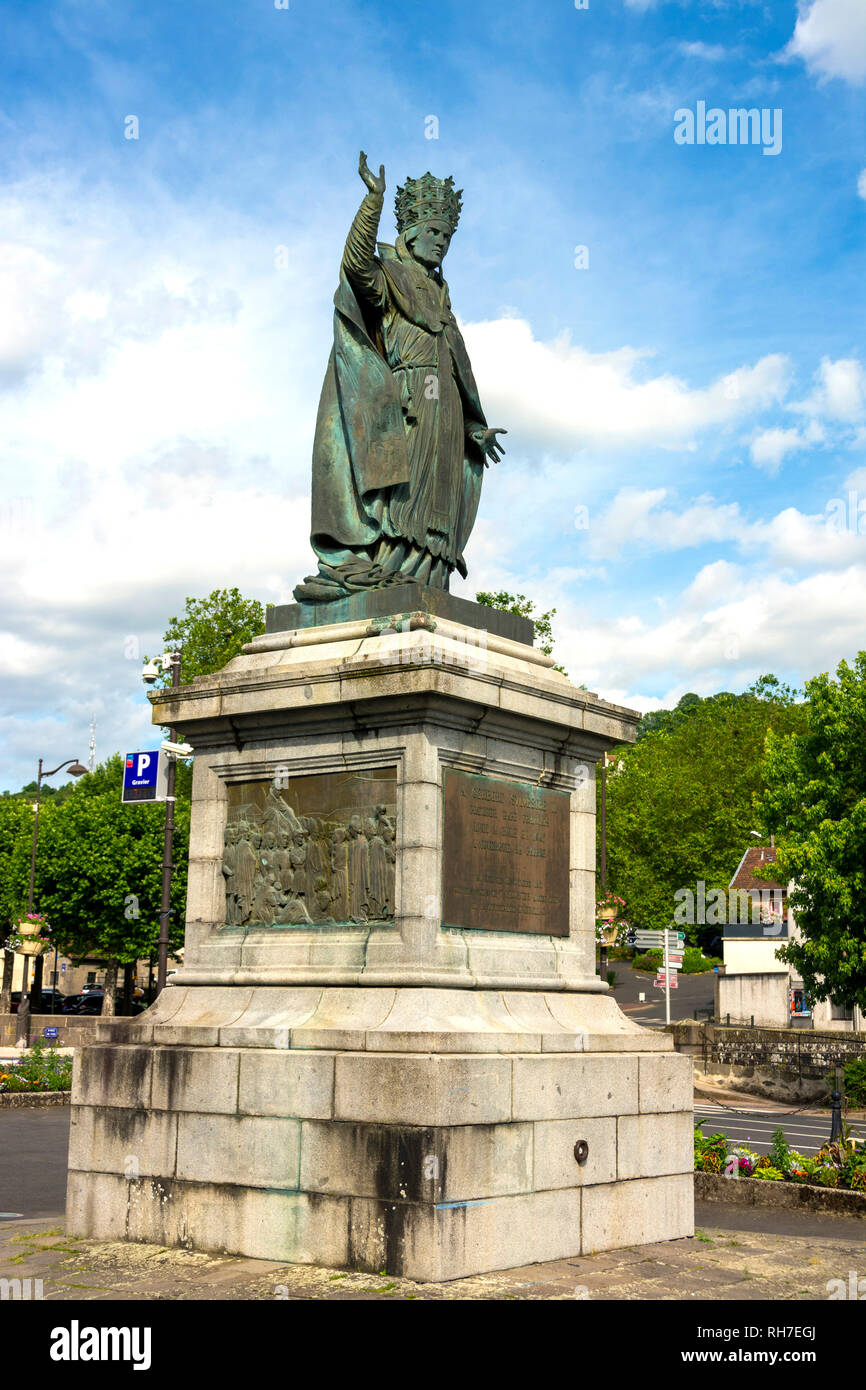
[60,993,90,1014]
[10,989,67,1013]
[60,991,146,1016]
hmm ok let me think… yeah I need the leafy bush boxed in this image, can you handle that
[694,1120,728,1173]
[752,1166,784,1181]
[769,1125,792,1174]
[842,1058,866,1108]
[681,947,723,974]
[848,1165,866,1192]
[633,950,663,972]
[632,948,721,973]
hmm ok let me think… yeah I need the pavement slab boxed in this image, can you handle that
[1,1205,864,1300]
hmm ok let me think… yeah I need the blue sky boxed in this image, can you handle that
[1,0,865,790]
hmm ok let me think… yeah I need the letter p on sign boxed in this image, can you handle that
[137,754,151,777]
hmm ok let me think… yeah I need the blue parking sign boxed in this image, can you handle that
[122,750,167,803]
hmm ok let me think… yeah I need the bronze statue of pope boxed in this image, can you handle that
[294,153,506,602]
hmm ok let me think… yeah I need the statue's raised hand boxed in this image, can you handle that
[359,151,385,196]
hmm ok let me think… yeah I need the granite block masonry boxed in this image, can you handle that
[67,597,694,1279]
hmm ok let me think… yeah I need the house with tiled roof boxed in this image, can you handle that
[717,844,863,1031]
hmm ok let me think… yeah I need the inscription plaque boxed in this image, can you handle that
[442,768,570,936]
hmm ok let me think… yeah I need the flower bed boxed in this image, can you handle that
[0,1039,72,1094]
[694,1116,866,1192]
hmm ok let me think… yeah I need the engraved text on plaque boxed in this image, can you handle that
[442,769,569,936]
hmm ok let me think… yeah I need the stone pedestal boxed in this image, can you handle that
[67,601,694,1278]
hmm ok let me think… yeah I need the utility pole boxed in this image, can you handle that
[599,754,608,982]
[22,756,87,1037]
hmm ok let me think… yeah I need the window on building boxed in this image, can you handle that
[830,1001,854,1021]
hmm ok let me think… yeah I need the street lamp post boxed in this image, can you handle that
[16,756,87,1043]
[599,753,609,982]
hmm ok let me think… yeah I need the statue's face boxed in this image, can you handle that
[410,218,452,269]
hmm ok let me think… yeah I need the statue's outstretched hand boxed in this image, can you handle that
[471,427,507,466]
[359,151,386,195]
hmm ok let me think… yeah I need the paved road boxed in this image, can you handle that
[610,960,715,1025]
[694,1101,866,1156]
[0,1109,71,1218]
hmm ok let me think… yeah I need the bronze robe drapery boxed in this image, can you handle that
[300,190,489,598]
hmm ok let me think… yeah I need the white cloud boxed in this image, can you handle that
[858,168,866,200]
[555,557,866,704]
[791,356,866,421]
[579,488,866,569]
[758,505,866,566]
[461,316,790,453]
[587,488,742,557]
[748,426,806,473]
[678,42,728,61]
[786,0,866,84]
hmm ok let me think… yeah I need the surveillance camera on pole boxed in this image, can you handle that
[141,651,180,687]
[161,739,194,759]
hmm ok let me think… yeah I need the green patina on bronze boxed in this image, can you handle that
[294,153,506,603]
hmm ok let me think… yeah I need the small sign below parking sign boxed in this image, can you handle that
[121,750,169,803]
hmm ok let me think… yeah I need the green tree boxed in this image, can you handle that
[26,756,189,1013]
[476,590,566,673]
[154,587,266,685]
[604,678,807,946]
[759,653,866,1010]
[0,798,38,1011]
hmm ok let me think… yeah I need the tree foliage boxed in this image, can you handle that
[475,590,566,672]
[604,678,807,945]
[0,799,35,934]
[760,653,866,1009]
[154,587,267,685]
[1,756,189,968]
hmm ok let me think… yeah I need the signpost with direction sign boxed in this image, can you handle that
[121,751,170,804]
[634,929,685,950]
[636,928,686,1022]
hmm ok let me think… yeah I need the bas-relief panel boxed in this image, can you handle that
[222,769,396,927]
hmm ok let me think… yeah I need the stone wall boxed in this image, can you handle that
[717,970,865,1032]
[716,971,790,1027]
[0,1014,131,1049]
[670,1019,865,1101]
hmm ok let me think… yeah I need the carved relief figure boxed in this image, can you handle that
[224,781,397,928]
